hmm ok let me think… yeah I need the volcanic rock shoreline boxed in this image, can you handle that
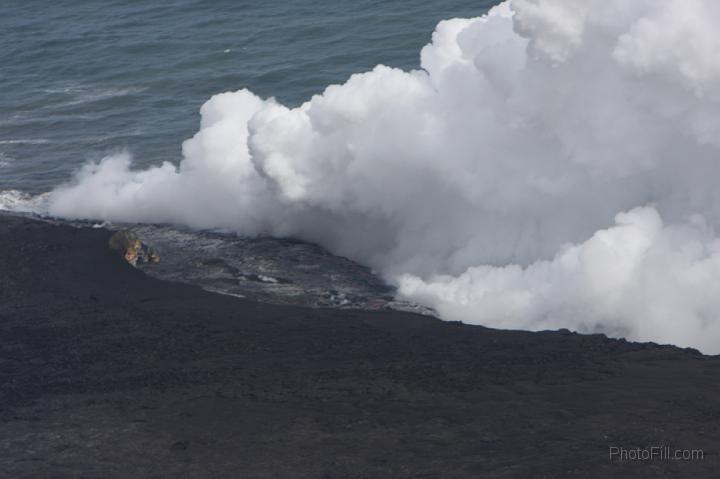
[0,213,718,478]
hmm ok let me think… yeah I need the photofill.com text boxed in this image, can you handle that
[609,446,704,462]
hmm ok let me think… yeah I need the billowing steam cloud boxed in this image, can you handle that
[46,0,720,353]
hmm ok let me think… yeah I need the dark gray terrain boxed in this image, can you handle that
[1,213,718,478]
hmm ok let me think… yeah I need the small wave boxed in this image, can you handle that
[54,86,148,108]
[0,190,48,213]
[42,84,87,95]
[0,153,13,168]
[0,139,51,145]
[32,85,149,112]
[43,84,146,97]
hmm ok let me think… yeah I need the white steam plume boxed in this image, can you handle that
[46,0,720,353]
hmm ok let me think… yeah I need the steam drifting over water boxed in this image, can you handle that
[44,0,720,353]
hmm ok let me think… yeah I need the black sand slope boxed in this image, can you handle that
[1,213,718,478]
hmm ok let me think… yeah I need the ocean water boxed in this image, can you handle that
[1,0,492,193]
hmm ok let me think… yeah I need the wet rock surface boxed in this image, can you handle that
[127,223,429,313]
[0,212,718,478]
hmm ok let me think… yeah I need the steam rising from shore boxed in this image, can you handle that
[44,0,720,352]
